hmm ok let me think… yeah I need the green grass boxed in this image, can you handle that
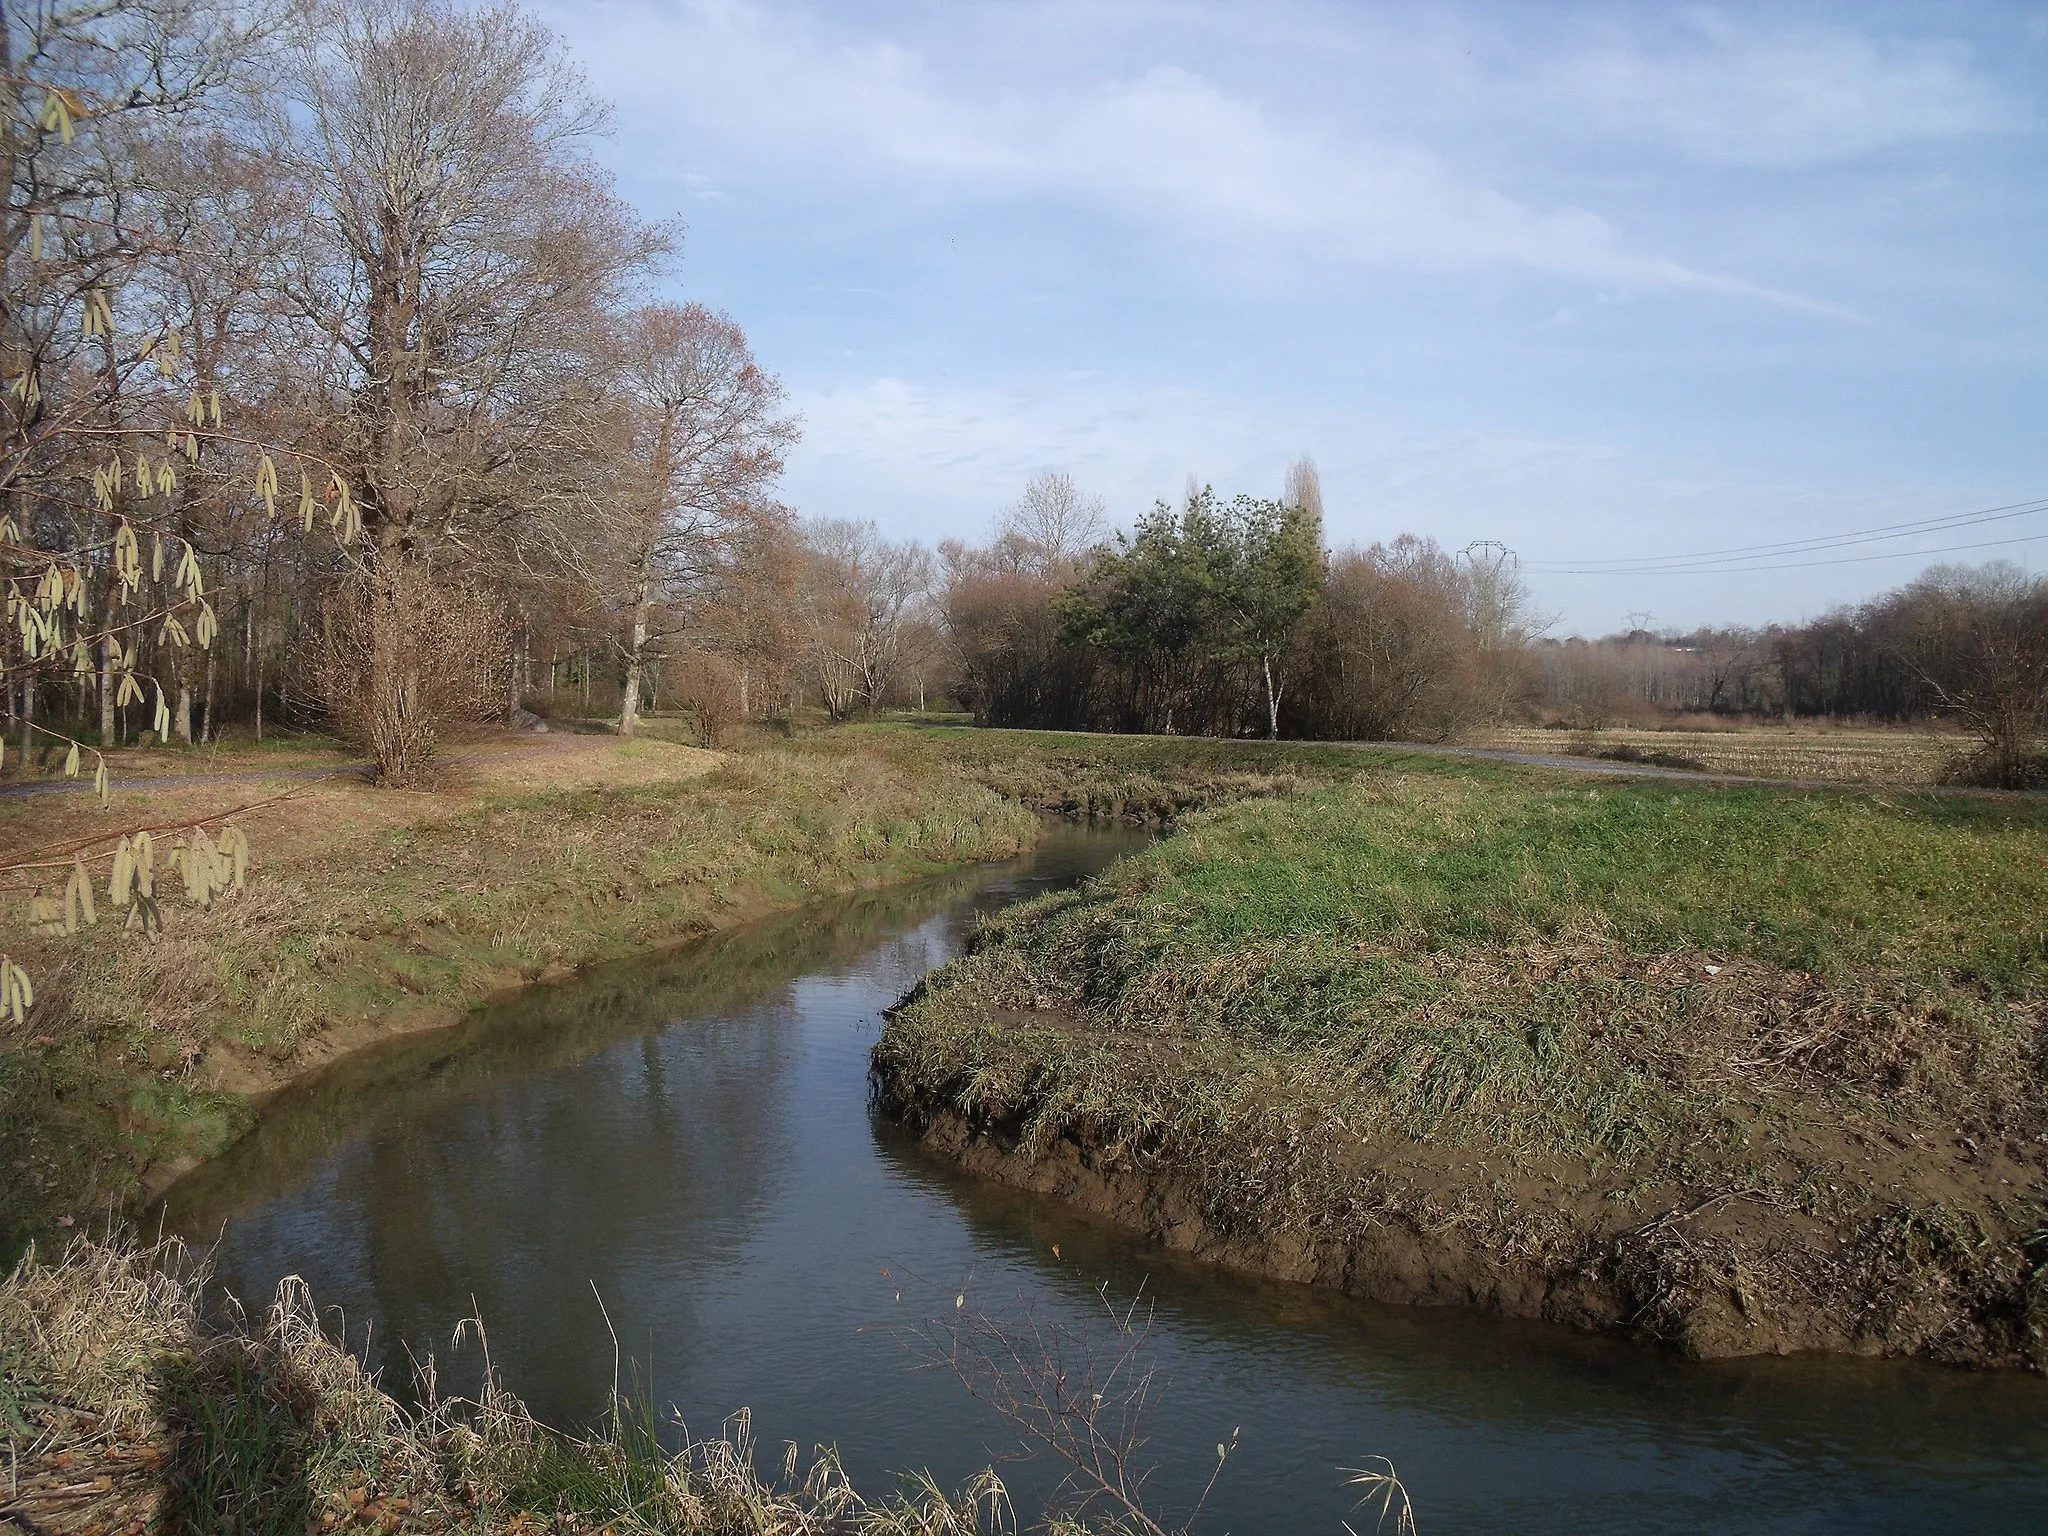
[1065,776,2048,989]
[842,722,1469,821]
[879,769,2048,1365]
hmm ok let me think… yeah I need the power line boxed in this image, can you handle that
[1520,495,2048,574]
[1534,528,2048,577]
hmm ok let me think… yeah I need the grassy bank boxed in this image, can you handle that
[1,735,1039,1259]
[0,1238,1051,1536]
[838,722,1462,819]
[878,769,2048,1366]
[2,730,1437,1534]
[3,722,1375,1259]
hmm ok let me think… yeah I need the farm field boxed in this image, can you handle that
[1461,722,1966,786]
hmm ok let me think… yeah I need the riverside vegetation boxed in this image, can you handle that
[4,722,2040,1533]
[0,725,1401,1536]
[877,736,2048,1369]
[0,731,1042,1258]
[0,1237,1065,1536]
[1,722,1387,1257]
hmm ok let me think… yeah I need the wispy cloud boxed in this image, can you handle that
[553,0,1899,311]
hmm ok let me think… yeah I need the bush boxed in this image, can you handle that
[672,658,744,747]
[306,564,508,785]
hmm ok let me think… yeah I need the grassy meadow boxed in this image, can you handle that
[878,760,2048,1365]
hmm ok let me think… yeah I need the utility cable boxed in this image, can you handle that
[1519,495,2048,573]
[1533,528,2048,576]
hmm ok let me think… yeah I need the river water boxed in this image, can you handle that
[164,824,2048,1534]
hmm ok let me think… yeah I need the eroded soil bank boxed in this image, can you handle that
[880,1090,2045,1367]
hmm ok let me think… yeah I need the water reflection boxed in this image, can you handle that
[166,824,2047,1536]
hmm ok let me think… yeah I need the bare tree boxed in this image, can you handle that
[600,303,795,736]
[798,518,934,718]
[1894,562,2048,787]
[1282,454,1323,521]
[997,469,1105,577]
[265,0,668,774]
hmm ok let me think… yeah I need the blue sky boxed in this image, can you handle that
[538,0,2047,635]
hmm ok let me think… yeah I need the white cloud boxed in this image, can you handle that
[548,0,1859,310]
[1037,65,1849,310]
[780,371,1714,563]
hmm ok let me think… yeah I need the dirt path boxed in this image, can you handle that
[0,735,582,799]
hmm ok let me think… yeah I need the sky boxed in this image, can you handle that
[535,0,2048,636]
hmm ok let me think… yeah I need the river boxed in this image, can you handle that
[163,823,2048,1534]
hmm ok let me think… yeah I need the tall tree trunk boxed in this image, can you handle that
[255,557,270,742]
[1263,652,1280,739]
[619,570,651,736]
[99,637,116,747]
[200,643,217,743]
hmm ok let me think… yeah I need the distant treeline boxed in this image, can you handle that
[931,470,2047,786]
[1533,562,2048,746]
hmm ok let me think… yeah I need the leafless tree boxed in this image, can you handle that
[599,303,795,735]
[997,469,1105,578]
[798,518,934,718]
[1893,562,2048,787]
[261,0,671,772]
[1282,454,1323,521]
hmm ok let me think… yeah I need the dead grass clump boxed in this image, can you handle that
[0,1238,1093,1535]
[1943,744,2048,791]
[1,1237,205,1442]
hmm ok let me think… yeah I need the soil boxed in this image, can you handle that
[878,1061,2048,1370]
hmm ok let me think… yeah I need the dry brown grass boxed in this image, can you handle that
[0,731,722,868]
[1464,723,1962,786]
[2,1238,1043,1536]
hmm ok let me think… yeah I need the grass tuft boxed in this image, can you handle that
[0,1238,1055,1534]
